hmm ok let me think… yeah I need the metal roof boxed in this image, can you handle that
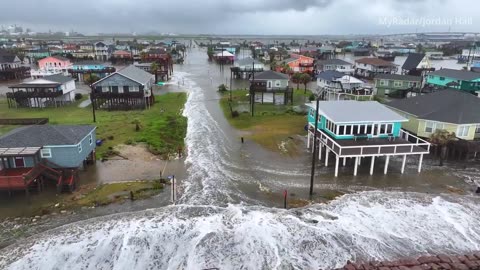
[307,100,407,124]
[402,53,426,71]
[375,74,422,82]
[43,74,74,84]
[0,147,41,157]
[235,57,262,66]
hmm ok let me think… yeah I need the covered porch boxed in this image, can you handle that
[7,83,67,108]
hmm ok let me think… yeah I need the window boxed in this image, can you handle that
[425,121,444,133]
[476,125,480,134]
[275,80,281,87]
[394,81,403,87]
[346,125,352,135]
[439,77,445,81]
[40,148,52,158]
[339,125,345,135]
[78,144,82,153]
[425,122,434,133]
[89,134,93,145]
[457,126,470,137]
[379,80,388,86]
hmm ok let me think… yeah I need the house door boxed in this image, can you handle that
[267,81,272,89]
[14,157,25,168]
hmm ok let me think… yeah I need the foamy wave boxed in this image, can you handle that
[1,192,479,269]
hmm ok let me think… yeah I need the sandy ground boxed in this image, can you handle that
[80,144,186,185]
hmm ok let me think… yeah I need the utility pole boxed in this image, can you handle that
[251,60,255,117]
[309,97,320,196]
[90,88,96,123]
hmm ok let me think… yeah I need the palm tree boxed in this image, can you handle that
[84,74,100,86]
[300,73,311,94]
[430,129,456,166]
[150,62,159,83]
[291,72,302,90]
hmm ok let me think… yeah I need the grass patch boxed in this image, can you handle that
[0,93,187,159]
[72,181,164,207]
[220,89,310,155]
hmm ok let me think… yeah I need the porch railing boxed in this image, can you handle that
[309,125,430,157]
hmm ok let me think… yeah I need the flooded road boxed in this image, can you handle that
[1,46,480,269]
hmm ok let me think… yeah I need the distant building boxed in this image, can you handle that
[316,59,354,75]
[231,57,264,79]
[401,53,433,76]
[374,74,422,98]
[94,42,110,61]
[354,57,397,78]
[0,50,30,81]
[31,55,73,78]
[425,68,480,94]
[277,54,314,74]
[317,70,364,92]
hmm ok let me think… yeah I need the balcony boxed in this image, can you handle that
[309,126,430,158]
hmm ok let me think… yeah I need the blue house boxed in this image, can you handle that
[306,101,430,177]
[0,125,96,194]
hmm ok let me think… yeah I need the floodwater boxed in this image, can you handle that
[0,46,480,269]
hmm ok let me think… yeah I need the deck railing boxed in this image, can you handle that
[309,125,430,157]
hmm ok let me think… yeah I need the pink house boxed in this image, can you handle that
[38,56,72,70]
[32,56,73,78]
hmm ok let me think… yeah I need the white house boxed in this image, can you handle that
[250,70,290,104]
[94,42,110,61]
[317,70,364,92]
[317,59,355,75]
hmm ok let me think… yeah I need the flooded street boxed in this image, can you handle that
[1,46,480,269]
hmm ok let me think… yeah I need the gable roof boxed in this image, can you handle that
[355,57,396,67]
[317,70,345,82]
[117,65,153,84]
[0,51,17,63]
[317,59,352,66]
[254,70,289,80]
[402,53,426,70]
[43,74,74,84]
[0,125,96,148]
[386,89,480,124]
[375,73,422,82]
[428,68,480,81]
[282,57,298,64]
[307,101,407,124]
[93,65,152,86]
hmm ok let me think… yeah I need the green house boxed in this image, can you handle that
[374,74,422,97]
[386,89,480,141]
[426,68,480,93]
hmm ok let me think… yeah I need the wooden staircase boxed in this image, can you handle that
[23,160,77,193]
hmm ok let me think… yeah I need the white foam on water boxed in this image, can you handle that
[2,70,480,269]
[1,192,480,270]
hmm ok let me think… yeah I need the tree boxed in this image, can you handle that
[300,73,311,93]
[218,84,228,93]
[151,62,159,83]
[416,43,425,53]
[429,129,456,166]
[84,74,100,85]
[291,72,302,90]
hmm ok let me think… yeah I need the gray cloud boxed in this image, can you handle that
[0,0,477,35]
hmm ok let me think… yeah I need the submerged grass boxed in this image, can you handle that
[220,89,311,155]
[0,93,187,159]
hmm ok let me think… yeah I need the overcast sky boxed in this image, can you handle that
[0,0,477,35]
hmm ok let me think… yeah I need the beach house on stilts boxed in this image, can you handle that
[306,100,430,177]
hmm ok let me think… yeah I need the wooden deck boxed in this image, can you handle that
[0,168,33,190]
[309,126,430,158]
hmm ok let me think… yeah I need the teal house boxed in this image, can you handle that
[307,101,406,140]
[426,68,480,93]
[72,61,106,71]
[0,125,96,194]
[306,100,430,177]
